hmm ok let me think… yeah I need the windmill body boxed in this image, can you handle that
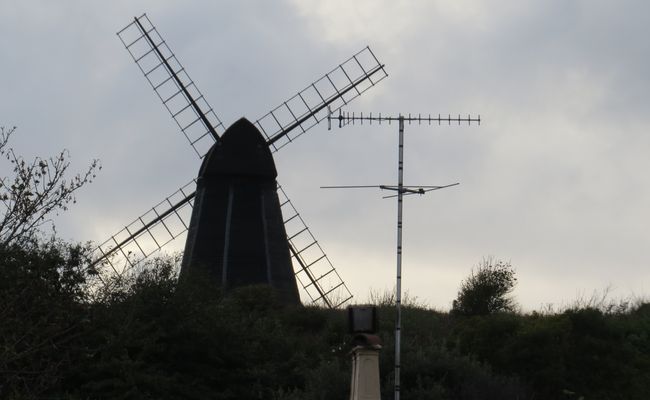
[180,118,300,304]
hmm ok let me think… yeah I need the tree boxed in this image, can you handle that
[452,258,518,316]
[0,125,100,397]
[0,126,100,246]
[0,240,91,398]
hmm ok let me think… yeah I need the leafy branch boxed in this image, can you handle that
[0,126,101,246]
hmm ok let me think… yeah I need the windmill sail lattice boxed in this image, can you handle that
[117,14,387,158]
[277,185,353,308]
[92,180,196,277]
[117,14,224,157]
[95,14,384,307]
[255,46,386,152]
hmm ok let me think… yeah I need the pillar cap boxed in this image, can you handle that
[351,333,382,349]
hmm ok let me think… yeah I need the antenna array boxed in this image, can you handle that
[327,110,479,400]
[330,110,480,128]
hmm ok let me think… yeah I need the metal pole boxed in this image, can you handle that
[394,115,404,400]
[321,110,477,399]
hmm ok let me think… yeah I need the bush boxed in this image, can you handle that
[452,258,517,316]
[0,239,92,398]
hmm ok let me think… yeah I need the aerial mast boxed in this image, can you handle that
[325,110,480,400]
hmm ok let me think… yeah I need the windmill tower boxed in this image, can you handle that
[180,118,300,303]
[91,14,387,307]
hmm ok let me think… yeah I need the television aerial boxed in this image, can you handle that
[324,111,480,399]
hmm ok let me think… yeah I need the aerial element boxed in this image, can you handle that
[325,111,480,399]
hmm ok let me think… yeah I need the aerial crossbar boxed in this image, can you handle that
[329,111,480,128]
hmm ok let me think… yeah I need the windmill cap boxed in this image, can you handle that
[198,118,277,179]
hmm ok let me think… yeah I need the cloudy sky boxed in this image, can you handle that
[2,0,649,310]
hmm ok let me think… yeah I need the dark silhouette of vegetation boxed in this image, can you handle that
[0,239,92,397]
[2,243,649,399]
[1,125,649,399]
[452,258,517,316]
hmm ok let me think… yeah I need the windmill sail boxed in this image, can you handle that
[277,185,353,308]
[256,46,387,152]
[117,14,223,157]
[91,180,196,281]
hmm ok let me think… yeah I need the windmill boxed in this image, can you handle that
[91,14,387,307]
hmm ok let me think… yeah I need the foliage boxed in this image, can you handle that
[2,243,650,399]
[452,306,650,399]
[451,258,518,316]
[0,126,100,246]
[0,238,92,398]
[0,144,647,400]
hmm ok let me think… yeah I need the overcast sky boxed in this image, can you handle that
[2,0,649,311]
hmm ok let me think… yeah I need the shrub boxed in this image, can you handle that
[452,258,517,316]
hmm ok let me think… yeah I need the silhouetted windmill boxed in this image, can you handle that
[91,14,387,307]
